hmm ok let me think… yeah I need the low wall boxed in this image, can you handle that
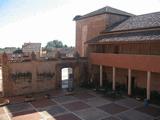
[3,61,57,96]
[2,57,88,96]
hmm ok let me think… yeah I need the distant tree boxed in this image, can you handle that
[0,48,3,50]
[13,48,23,54]
[45,40,68,51]
[0,48,4,53]
[64,44,68,48]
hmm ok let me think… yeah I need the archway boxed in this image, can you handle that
[61,67,73,89]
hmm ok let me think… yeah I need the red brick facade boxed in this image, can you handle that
[75,14,107,56]
[75,6,160,99]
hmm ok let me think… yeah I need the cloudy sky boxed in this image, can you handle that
[0,0,160,48]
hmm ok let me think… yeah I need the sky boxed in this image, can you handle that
[0,0,160,48]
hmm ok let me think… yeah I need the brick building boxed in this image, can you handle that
[74,6,160,100]
[22,42,41,58]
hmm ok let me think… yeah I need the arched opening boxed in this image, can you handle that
[61,67,73,89]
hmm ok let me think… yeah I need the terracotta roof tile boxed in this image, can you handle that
[87,30,160,43]
[110,12,160,31]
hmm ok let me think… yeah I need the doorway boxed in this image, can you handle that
[131,77,136,94]
[61,68,73,89]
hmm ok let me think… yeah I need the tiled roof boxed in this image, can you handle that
[87,11,160,44]
[87,30,160,43]
[22,43,41,48]
[74,6,134,20]
[110,12,160,31]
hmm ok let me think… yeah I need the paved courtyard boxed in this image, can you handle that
[0,89,160,120]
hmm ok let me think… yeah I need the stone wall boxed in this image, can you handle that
[8,61,57,95]
[2,54,88,96]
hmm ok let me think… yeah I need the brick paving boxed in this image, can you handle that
[101,116,120,120]
[63,101,90,111]
[85,97,111,107]
[53,96,78,104]
[74,92,95,100]
[135,106,160,117]
[31,99,57,109]
[117,109,154,120]
[11,110,41,120]
[5,103,34,113]
[0,89,160,120]
[115,98,143,108]
[40,105,67,118]
[98,103,128,115]
[75,108,109,120]
[54,113,81,120]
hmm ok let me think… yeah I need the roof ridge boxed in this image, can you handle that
[74,6,134,20]
[86,29,160,44]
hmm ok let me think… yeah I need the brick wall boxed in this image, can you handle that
[2,57,88,96]
[75,13,129,57]
[75,14,107,56]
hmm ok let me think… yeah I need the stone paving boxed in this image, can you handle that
[0,89,160,120]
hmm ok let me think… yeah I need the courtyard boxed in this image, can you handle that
[0,88,160,120]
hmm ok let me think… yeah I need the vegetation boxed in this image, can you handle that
[11,72,32,80]
[13,48,23,54]
[45,40,68,51]
[37,72,55,80]
[0,48,4,51]
[0,48,4,53]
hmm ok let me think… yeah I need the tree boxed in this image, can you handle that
[64,44,68,48]
[45,40,67,50]
[0,48,4,53]
[13,48,23,54]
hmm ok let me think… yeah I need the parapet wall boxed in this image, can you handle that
[7,61,57,95]
[2,53,88,96]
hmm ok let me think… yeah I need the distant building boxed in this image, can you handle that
[0,47,17,60]
[4,47,17,54]
[22,43,41,58]
[46,47,75,58]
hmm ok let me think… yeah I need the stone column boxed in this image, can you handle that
[112,67,116,91]
[128,69,131,96]
[100,65,103,87]
[147,71,151,100]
